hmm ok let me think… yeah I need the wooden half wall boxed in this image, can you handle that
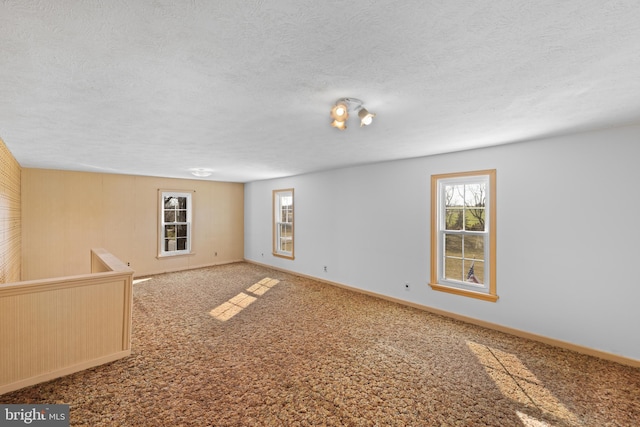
[0,249,133,395]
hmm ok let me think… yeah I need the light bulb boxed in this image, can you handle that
[331,120,347,130]
[331,103,349,121]
[358,108,376,127]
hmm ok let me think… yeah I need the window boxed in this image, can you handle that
[273,189,294,259]
[430,170,497,302]
[159,191,192,257]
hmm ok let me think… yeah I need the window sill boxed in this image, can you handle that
[157,252,196,259]
[272,252,294,260]
[429,283,498,302]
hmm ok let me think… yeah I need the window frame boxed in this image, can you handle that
[158,190,193,258]
[429,170,498,302]
[272,188,294,260]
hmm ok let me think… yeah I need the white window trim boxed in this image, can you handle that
[158,190,193,258]
[273,188,294,259]
[430,170,498,302]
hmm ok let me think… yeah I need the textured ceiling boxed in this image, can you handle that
[1,1,640,182]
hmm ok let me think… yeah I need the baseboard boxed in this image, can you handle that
[0,350,131,396]
[133,259,245,279]
[245,259,640,369]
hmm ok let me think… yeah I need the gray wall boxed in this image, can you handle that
[244,124,640,361]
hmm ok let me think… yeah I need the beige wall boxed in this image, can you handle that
[0,138,21,284]
[22,169,244,280]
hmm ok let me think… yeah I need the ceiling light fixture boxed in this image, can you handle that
[190,168,213,177]
[330,98,376,130]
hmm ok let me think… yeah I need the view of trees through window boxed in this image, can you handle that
[273,189,294,259]
[443,182,486,284]
[277,194,293,253]
[163,195,189,252]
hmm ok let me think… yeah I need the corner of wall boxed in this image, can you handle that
[0,137,22,283]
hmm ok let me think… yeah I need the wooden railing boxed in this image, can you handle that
[0,249,133,395]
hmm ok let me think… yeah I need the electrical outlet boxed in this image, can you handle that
[405,282,410,290]
[324,266,328,272]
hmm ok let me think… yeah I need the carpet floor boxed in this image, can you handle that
[1,262,639,426]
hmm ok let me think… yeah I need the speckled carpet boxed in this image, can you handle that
[1,262,639,426]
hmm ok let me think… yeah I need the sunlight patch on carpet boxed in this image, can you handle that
[229,292,257,308]
[467,341,579,425]
[516,411,553,427]
[210,302,243,321]
[209,278,280,321]
[247,278,280,296]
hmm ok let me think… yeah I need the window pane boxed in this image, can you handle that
[164,238,176,252]
[282,206,293,222]
[444,257,463,281]
[280,238,292,252]
[465,208,485,231]
[445,234,462,258]
[278,223,292,252]
[165,225,176,238]
[176,211,187,222]
[177,237,187,251]
[283,223,293,237]
[445,208,464,230]
[464,183,485,207]
[165,197,178,209]
[177,224,188,238]
[445,185,464,207]
[465,260,484,284]
[464,235,484,259]
[444,233,463,280]
[177,197,188,209]
[164,211,175,222]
